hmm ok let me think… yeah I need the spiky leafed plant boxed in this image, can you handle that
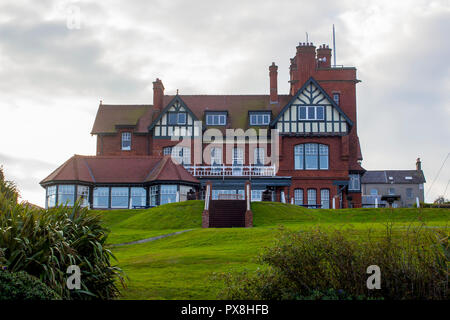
[0,167,125,299]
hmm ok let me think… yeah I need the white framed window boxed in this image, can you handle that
[58,185,75,206]
[171,146,191,165]
[160,185,177,204]
[295,143,329,170]
[211,147,222,165]
[46,185,57,208]
[131,187,146,207]
[121,132,131,150]
[150,186,158,206]
[232,147,244,175]
[93,187,109,208]
[388,187,396,195]
[348,174,361,191]
[179,185,192,202]
[250,113,270,125]
[111,187,129,208]
[77,185,89,207]
[294,145,304,169]
[168,112,187,125]
[206,114,226,125]
[294,189,303,206]
[307,189,317,208]
[163,146,172,155]
[321,189,330,209]
[251,190,263,202]
[298,106,324,120]
[253,147,265,165]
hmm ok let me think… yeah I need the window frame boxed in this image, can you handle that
[205,113,227,126]
[294,143,329,170]
[320,189,330,209]
[167,112,187,125]
[348,174,361,191]
[121,132,131,151]
[307,189,317,208]
[298,106,325,121]
[249,112,271,126]
[294,189,304,206]
[110,187,129,209]
[93,187,109,209]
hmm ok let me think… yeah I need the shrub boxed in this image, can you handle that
[0,168,125,299]
[0,270,61,300]
[220,226,449,300]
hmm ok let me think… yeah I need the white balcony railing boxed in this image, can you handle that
[185,165,276,177]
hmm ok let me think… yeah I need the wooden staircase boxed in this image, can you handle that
[209,200,246,228]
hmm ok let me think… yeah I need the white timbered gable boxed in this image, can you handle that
[272,78,352,135]
[150,97,200,138]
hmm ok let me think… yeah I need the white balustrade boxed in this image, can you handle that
[185,165,276,177]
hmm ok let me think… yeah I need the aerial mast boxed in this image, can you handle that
[332,24,336,67]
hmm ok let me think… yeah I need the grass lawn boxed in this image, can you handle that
[95,201,449,300]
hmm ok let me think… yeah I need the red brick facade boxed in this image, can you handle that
[89,41,365,208]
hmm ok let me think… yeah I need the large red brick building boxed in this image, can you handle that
[41,42,364,210]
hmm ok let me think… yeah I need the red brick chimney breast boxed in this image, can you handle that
[269,62,278,103]
[153,78,165,112]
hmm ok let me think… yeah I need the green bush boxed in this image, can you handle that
[0,167,125,299]
[220,226,449,300]
[0,270,61,300]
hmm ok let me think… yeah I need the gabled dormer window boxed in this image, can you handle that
[249,112,271,125]
[298,106,324,121]
[206,112,227,125]
[168,112,186,125]
[121,132,131,150]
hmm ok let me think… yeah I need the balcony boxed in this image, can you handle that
[185,165,276,177]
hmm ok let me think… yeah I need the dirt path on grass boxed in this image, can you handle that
[113,229,194,247]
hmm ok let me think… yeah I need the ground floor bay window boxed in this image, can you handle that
[45,184,90,208]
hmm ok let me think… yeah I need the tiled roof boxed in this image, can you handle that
[162,94,292,130]
[91,104,153,134]
[361,170,426,184]
[40,155,199,185]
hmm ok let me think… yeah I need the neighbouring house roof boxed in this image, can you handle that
[91,104,153,134]
[361,170,426,185]
[40,155,199,186]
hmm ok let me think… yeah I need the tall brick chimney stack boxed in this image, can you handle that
[290,43,316,94]
[269,62,278,104]
[153,78,165,112]
[317,44,332,68]
[416,158,422,171]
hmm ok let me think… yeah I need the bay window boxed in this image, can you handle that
[46,185,57,208]
[93,187,109,208]
[111,187,129,208]
[348,174,361,191]
[77,185,89,207]
[160,185,177,204]
[130,187,146,207]
[58,185,75,206]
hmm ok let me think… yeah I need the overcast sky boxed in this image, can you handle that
[0,0,449,206]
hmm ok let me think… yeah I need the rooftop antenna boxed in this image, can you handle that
[306,32,309,43]
[332,24,336,67]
